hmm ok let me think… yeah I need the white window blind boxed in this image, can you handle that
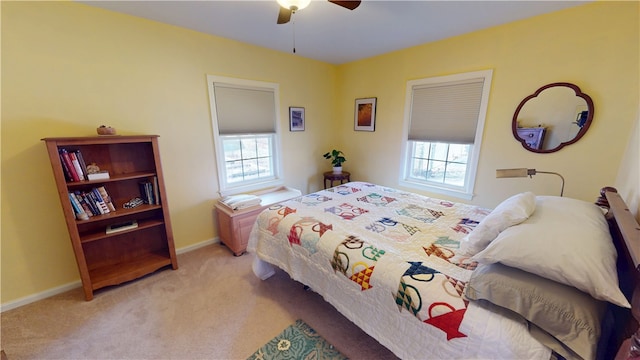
[208,75,283,196]
[408,79,485,144]
[214,84,276,135]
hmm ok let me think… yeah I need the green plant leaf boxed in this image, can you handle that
[323,149,346,167]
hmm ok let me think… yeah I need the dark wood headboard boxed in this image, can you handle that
[597,187,640,359]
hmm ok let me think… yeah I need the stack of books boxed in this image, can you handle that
[68,186,116,220]
[139,177,160,205]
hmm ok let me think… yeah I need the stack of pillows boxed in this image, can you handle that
[458,192,630,360]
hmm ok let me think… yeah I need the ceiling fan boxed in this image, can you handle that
[277,0,361,24]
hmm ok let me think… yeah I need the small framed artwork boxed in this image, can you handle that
[354,97,377,132]
[289,107,305,132]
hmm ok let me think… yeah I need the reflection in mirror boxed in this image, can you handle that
[512,83,593,153]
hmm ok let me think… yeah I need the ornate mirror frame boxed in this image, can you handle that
[512,82,594,153]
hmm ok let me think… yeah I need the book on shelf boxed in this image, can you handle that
[70,186,117,217]
[91,188,110,214]
[68,192,89,220]
[74,150,88,177]
[152,176,160,205]
[59,149,79,182]
[96,186,116,212]
[76,191,99,216]
[72,192,94,218]
[68,151,85,181]
[83,191,101,215]
[138,180,157,205]
[87,171,110,181]
[59,151,75,182]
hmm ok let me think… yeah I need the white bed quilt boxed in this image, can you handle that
[248,182,551,359]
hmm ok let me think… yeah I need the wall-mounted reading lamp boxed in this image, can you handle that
[496,168,565,196]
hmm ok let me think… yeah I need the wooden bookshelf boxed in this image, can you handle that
[42,135,178,300]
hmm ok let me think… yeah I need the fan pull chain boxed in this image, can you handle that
[292,13,296,54]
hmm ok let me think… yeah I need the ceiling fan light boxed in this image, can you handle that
[277,0,311,11]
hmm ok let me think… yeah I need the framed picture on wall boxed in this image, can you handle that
[289,107,305,132]
[354,97,376,131]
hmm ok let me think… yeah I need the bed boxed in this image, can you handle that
[247,182,639,359]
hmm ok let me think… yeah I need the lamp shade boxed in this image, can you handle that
[496,168,529,178]
[277,0,311,10]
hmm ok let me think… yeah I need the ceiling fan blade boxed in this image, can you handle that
[328,0,361,10]
[277,6,292,24]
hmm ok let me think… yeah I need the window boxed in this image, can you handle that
[399,70,493,200]
[208,75,283,195]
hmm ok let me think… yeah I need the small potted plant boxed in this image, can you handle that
[323,149,346,174]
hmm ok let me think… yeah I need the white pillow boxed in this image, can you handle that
[472,196,630,308]
[458,192,536,256]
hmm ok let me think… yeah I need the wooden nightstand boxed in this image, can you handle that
[215,186,301,256]
[323,171,351,189]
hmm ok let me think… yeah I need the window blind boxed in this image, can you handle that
[214,84,276,135]
[408,79,484,144]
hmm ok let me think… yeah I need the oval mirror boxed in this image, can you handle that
[512,82,593,153]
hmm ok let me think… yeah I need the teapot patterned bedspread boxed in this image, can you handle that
[248,182,550,359]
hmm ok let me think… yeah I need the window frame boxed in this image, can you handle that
[207,75,284,196]
[399,70,493,200]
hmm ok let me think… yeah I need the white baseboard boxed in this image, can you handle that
[0,281,82,312]
[1,237,220,312]
[176,237,218,254]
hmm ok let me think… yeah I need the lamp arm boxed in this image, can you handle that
[534,171,565,197]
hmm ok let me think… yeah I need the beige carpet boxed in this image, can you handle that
[1,244,398,360]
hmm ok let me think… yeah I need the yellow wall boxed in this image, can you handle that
[336,1,638,208]
[615,107,640,219]
[1,2,337,304]
[2,1,638,305]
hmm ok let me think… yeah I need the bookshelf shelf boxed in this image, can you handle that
[89,252,172,290]
[66,171,158,188]
[75,204,163,224]
[42,135,178,300]
[80,219,165,243]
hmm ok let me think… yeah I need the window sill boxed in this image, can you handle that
[398,179,474,201]
[219,179,284,197]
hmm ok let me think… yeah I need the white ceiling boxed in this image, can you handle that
[79,0,587,65]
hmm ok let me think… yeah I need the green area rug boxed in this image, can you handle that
[247,319,348,360]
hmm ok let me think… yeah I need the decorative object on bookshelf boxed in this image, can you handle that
[123,197,144,209]
[87,171,110,181]
[96,125,116,135]
[42,135,178,301]
[86,162,100,174]
[85,162,110,181]
[106,220,138,234]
